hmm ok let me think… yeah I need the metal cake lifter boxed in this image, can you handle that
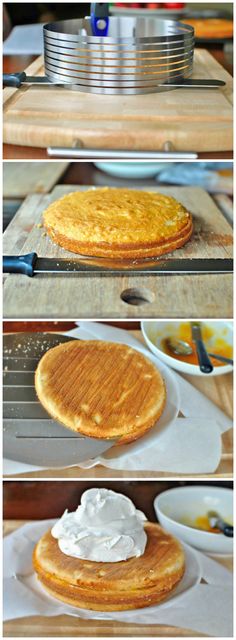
[3,333,117,467]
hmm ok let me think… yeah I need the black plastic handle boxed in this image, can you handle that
[180,79,225,88]
[222,524,234,538]
[208,353,233,366]
[3,72,26,88]
[3,253,38,276]
[195,339,214,374]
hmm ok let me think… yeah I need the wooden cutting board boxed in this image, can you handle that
[3,162,68,198]
[3,185,233,319]
[3,50,233,152]
[3,520,233,637]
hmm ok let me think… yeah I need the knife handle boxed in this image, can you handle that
[222,524,233,538]
[208,353,233,366]
[3,72,27,88]
[175,79,225,88]
[195,339,214,374]
[3,253,38,276]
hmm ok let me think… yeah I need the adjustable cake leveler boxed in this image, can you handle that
[3,4,226,159]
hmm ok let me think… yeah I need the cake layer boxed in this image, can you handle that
[43,187,193,259]
[33,523,185,611]
[35,340,166,444]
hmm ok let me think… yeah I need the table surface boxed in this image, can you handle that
[3,53,233,160]
[3,519,233,638]
[3,329,233,479]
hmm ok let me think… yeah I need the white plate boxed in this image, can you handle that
[3,519,201,622]
[102,348,180,461]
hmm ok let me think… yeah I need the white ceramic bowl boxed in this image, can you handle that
[94,162,166,179]
[154,485,233,554]
[141,320,233,377]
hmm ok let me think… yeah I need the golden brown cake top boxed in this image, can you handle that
[35,340,166,442]
[33,522,185,593]
[43,187,191,246]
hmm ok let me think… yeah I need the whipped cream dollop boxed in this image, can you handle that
[51,488,147,563]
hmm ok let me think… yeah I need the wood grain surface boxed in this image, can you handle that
[3,50,233,153]
[3,162,68,198]
[3,49,233,160]
[3,329,233,479]
[3,480,233,520]
[3,518,233,637]
[3,321,140,332]
[3,185,233,319]
[3,480,175,520]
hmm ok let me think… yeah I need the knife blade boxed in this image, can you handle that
[191,322,213,374]
[3,253,233,277]
[3,72,225,89]
[3,72,60,88]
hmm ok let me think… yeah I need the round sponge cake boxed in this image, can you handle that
[43,187,193,259]
[35,340,166,444]
[33,522,185,611]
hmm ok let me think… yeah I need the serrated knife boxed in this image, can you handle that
[3,253,233,276]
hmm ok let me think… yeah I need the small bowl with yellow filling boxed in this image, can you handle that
[141,321,233,377]
[154,485,233,555]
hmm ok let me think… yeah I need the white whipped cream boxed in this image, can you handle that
[51,488,147,563]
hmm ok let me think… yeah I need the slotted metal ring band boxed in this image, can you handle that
[44,17,194,94]
[44,41,194,69]
[45,67,193,89]
[44,41,194,60]
[44,29,195,57]
[44,52,194,75]
[43,17,194,44]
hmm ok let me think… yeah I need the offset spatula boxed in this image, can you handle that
[3,333,116,467]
